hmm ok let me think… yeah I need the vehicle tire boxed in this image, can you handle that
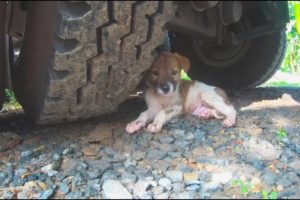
[12,1,177,124]
[171,11,287,89]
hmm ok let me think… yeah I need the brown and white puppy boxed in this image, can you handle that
[126,52,236,134]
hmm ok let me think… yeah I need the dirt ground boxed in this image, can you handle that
[0,87,300,199]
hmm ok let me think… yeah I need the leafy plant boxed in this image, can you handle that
[277,128,288,139]
[261,190,277,199]
[4,89,17,104]
[231,179,253,196]
[281,1,300,74]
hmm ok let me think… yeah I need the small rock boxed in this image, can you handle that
[202,181,220,193]
[102,180,132,199]
[3,190,14,199]
[83,147,97,157]
[165,170,183,182]
[155,192,170,199]
[124,158,137,168]
[262,172,277,185]
[146,149,166,160]
[194,129,206,139]
[87,170,100,180]
[158,178,172,189]
[183,172,199,182]
[133,180,151,199]
[211,172,233,185]
[132,151,145,161]
[15,168,28,177]
[185,184,201,191]
[185,132,195,140]
[172,182,182,193]
[276,178,292,187]
[175,191,196,199]
[173,129,185,139]
[153,186,164,196]
[53,154,61,161]
[59,182,70,194]
[47,170,58,177]
[159,136,174,144]
[101,170,118,183]
[39,189,54,199]
[121,172,137,184]
[21,151,32,158]
[246,138,282,161]
[62,148,72,155]
[41,164,54,174]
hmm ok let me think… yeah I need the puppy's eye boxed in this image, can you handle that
[152,71,159,76]
[171,70,178,75]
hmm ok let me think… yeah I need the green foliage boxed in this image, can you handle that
[277,128,288,139]
[261,190,277,199]
[266,81,300,87]
[4,89,17,104]
[231,179,253,196]
[282,1,300,74]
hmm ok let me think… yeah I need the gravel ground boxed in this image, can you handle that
[0,87,300,199]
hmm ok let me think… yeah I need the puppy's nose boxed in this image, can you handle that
[160,83,170,93]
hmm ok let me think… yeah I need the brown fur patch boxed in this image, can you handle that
[179,80,195,109]
[214,87,231,105]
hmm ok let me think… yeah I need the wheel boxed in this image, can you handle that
[171,10,287,89]
[12,1,177,124]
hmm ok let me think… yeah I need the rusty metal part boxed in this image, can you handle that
[166,2,217,40]
[190,1,218,12]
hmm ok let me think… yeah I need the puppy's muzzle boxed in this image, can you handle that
[157,82,175,95]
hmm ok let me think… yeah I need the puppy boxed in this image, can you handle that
[126,52,236,134]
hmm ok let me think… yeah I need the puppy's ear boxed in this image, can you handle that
[174,53,190,73]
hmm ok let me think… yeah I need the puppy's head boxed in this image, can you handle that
[146,52,190,96]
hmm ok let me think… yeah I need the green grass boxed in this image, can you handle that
[277,128,288,139]
[264,81,300,87]
[2,89,22,111]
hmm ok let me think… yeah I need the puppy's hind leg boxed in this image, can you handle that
[202,93,236,128]
[126,109,157,134]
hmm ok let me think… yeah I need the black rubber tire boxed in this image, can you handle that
[14,1,176,124]
[171,18,287,89]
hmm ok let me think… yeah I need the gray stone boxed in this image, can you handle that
[173,129,185,139]
[153,186,164,196]
[211,172,233,185]
[3,190,14,199]
[41,164,55,174]
[124,158,137,168]
[121,172,137,184]
[39,189,54,199]
[159,136,174,144]
[87,170,100,180]
[21,151,32,158]
[201,182,220,193]
[185,184,201,191]
[194,129,206,139]
[15,168,28,177]
[146,149,167,160]
[85,160,111,172]
[47,170,58,177]
[132,151,145,161]
[62,148,72,155]
[53,154,61,161]
[276,178,292,187]
[102,180,132,199]
[155,192,170,199]
[185,132,195,141]
[165,170,183,182]
[59,182,70,194]
[174,191,196,199]
[172,182,182,193]
[262,172,277,185]
[246,138,282,161]
[133,180,151,199]
[158,178,172,189]
[101,170,118,183]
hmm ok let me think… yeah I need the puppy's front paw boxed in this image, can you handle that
[147,122,163,133]
[223,117,236,128]
[126,120,145,134]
